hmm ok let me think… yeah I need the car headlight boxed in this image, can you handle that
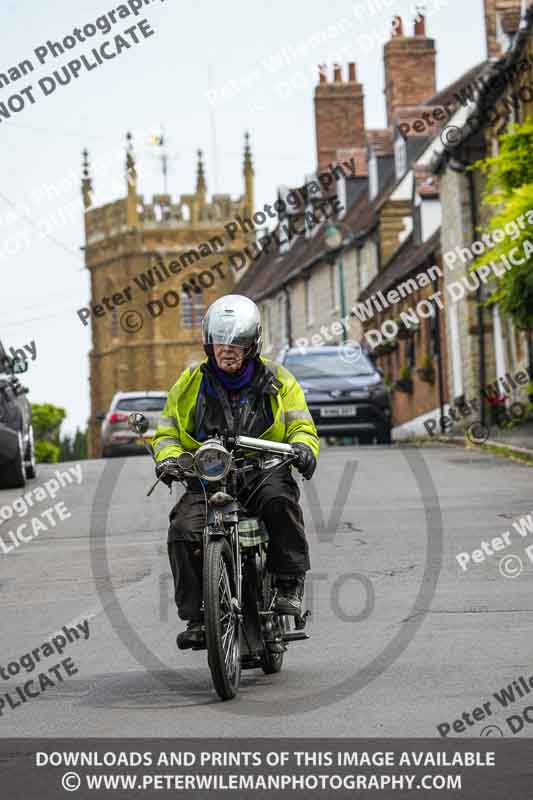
[194,440,232,481]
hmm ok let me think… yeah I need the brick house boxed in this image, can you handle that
[238,1,533,439]
[431,0,533,431]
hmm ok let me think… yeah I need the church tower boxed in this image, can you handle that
[82,133,255,457]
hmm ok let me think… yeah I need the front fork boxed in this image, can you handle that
[202,504,242,618]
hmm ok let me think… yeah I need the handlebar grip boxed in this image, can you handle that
[235,435,294,455]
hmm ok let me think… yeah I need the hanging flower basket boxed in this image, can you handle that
[395,377,413,394]
[382,339,398,354]
[416,365,435,384]
[395,319,415,340]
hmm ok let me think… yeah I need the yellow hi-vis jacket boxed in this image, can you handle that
[152,357,320,462]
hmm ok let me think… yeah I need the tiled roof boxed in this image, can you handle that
[358,228,441,301]
[424,61,489,107]
[238,55,491,302]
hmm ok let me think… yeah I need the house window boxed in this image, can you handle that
[394,136,407,178]
[329,262,340,312]
[406,335,416,368]
[427,301,440,359]
[278,294,288,345]
[413,203,422,245]
[266,303,273,352]
[369,155,379,200]
[304,276,314,326]
[181,288,205,327]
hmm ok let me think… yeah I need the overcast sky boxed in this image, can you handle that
[0,0,486,435]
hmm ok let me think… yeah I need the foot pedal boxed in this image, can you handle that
[241,654,262,669]
[282,630,310,643]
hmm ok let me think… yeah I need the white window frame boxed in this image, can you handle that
[278,294,288,345]
[329,261,340,313]
[369,154,379,200]
[394,136,407,179]
[305,275,314,327]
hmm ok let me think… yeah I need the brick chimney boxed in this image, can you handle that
[314,62,366,174]
[383,14,437,127]
[483,0,524,59]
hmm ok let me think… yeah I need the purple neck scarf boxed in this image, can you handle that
[210,358,255,391]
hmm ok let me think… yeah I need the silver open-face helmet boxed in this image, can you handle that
[202,294,263,359]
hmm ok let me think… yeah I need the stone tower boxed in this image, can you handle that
[82,132,254,457]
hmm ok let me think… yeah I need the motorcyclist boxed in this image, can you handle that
[152,294,319,650]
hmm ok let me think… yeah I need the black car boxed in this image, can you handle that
[0,342,36,488]
[278,345,392,444]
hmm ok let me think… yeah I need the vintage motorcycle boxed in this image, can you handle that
[129,412,310,701]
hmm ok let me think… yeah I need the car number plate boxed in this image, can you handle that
[321,405,357,417]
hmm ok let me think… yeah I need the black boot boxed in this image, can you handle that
[275,575,305,616]
[176,620,205,651]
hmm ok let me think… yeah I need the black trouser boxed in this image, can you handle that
[167,468,310,621]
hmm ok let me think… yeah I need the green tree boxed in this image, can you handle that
[32,403,66,443]
[59,434,73,462]
[31,403,87,464]
[72,428,88,460]
[471,118,533,331]
[59,427,88,461]
[35,440,61,464]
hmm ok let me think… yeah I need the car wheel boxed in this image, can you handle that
[0,432,27,489]
[24,426,37,479]
[377,427,392,445]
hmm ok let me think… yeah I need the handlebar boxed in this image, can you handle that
[150,437,297,496]
[235,435,295,455]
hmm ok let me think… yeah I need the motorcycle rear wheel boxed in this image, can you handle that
[204,538,241,700]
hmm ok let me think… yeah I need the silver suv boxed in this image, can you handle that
[100,391,167,458]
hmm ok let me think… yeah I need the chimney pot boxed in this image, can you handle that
[348,62,357,81]
[333,64,342,82]
[318,64,327,83]
[383,13,436,126]
[392,15,403,36]
[414,13,426,35]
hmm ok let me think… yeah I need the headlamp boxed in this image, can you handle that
[194,440,232,482]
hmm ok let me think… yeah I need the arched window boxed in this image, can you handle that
[181,287,205,327]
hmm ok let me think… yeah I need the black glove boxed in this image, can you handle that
[155,457,182,487]
[292,443,317,480]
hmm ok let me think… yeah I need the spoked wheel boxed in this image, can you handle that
[204,538,241,700]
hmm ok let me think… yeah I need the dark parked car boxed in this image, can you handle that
[99,391,167,457]
[0,342,36,488]
[278,345,392,444]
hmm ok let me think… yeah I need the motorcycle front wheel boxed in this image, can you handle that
[204,538,241,700]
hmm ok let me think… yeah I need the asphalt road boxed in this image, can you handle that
[1,443,532,738]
